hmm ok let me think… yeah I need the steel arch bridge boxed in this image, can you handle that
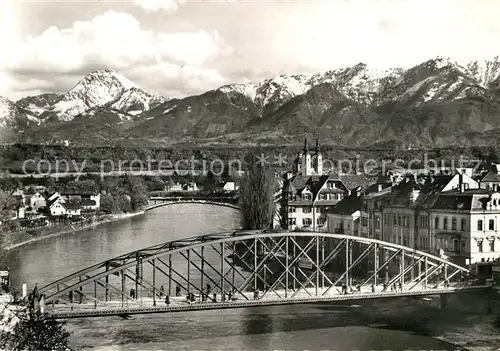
[146,198,240,212]
[37,231,488,319]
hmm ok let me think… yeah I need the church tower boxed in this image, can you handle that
[302,138,313,176]
[314,138,323,175]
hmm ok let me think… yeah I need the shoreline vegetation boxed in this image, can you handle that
[4,211,145,251]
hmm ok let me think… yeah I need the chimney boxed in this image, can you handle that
[459,173,464,193]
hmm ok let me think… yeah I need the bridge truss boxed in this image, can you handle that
[38,231,482,318]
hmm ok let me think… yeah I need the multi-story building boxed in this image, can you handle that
[479,164,500,191]
[326,195,362,235]
[281,139,372,231]
[429,189,500,272]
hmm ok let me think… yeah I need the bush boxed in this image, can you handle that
[0,308,72,350]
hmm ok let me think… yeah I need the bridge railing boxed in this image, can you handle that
[38,231,477,315]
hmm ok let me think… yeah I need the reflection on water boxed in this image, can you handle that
[8,204,480,350]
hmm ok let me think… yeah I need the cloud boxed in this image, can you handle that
[0,10,232,99]
[132,0,183,12]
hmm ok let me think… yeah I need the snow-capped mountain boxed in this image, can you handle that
[35,69,164,122]
[16,93,62,117]
[5,56,500,147]
[111,87,167,115]
[218,64,403,110]
[0,97,39,128]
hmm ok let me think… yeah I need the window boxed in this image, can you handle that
[303,193,312,200]
[490,240,495,252]
[398,215,401,226]
[461,239,466,252]
[375,216,380,229]
[393,215,397,225]
[288,193,294,200]
[478,219,483,231]
[461,219,467,231]
[420,216,428,229]
[361,217,368,227]
[403,216,407,227]
[435,217,439,229]
[288,206,296,213]
[303,207,312,213]
[288,218,296,225]
[453,239,459,252]
[316,207,321,213]
[477,240,483,252]
[451,218,456,231]
[384,215,388,225]
[320,193,327,200]
[443,217,448,230]
[302,218,312,226]
[317,218,325,225]
[489,219,495,231]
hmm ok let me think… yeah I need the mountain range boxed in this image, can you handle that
[2,56,500,148]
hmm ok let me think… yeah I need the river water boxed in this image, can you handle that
[8,204,500,350]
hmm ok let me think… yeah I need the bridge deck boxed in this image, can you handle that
[49,283,489,319]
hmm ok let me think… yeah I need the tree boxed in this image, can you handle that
[100,194,118,214]
[127,177,149,211]
[0,306,71,351]
[239,153,275,230]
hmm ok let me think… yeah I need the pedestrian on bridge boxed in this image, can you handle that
[176,285,181,297]
[213,293,217,302]
[341,284,347,295]
[371,284,375,293]
[159,285,164,297]
[165,295,170,305]
[206,283,211,295]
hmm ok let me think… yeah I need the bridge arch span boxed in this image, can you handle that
[145,200,240,212]
[38,231,485,319]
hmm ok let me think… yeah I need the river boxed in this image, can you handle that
[8,204,500,350]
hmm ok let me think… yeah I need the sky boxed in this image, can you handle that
[1,0,500,101]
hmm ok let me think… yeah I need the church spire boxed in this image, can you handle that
[303,137,308,152]
[315,138,320,152]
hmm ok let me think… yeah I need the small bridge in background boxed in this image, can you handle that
[37,231,490,319]
[146,197,240,211]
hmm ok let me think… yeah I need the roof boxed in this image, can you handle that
[47,196,61,208]
[61,201,82,210]
[81,199,96,206]
[427,189,494,211]
[481,171,500,182]
[338,174,374,190]
[326,196,362,215]
[60,191,99,196]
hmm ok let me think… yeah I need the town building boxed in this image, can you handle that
[281,139,373,231]
[182,182,199,192]
[479,164,500,191]
[29,192,47,212]
[223,181,238,192]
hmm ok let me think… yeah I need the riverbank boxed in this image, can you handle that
[4,211,145,251]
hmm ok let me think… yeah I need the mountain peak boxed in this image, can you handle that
[81,69,137,90]
[50,69,141,121]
